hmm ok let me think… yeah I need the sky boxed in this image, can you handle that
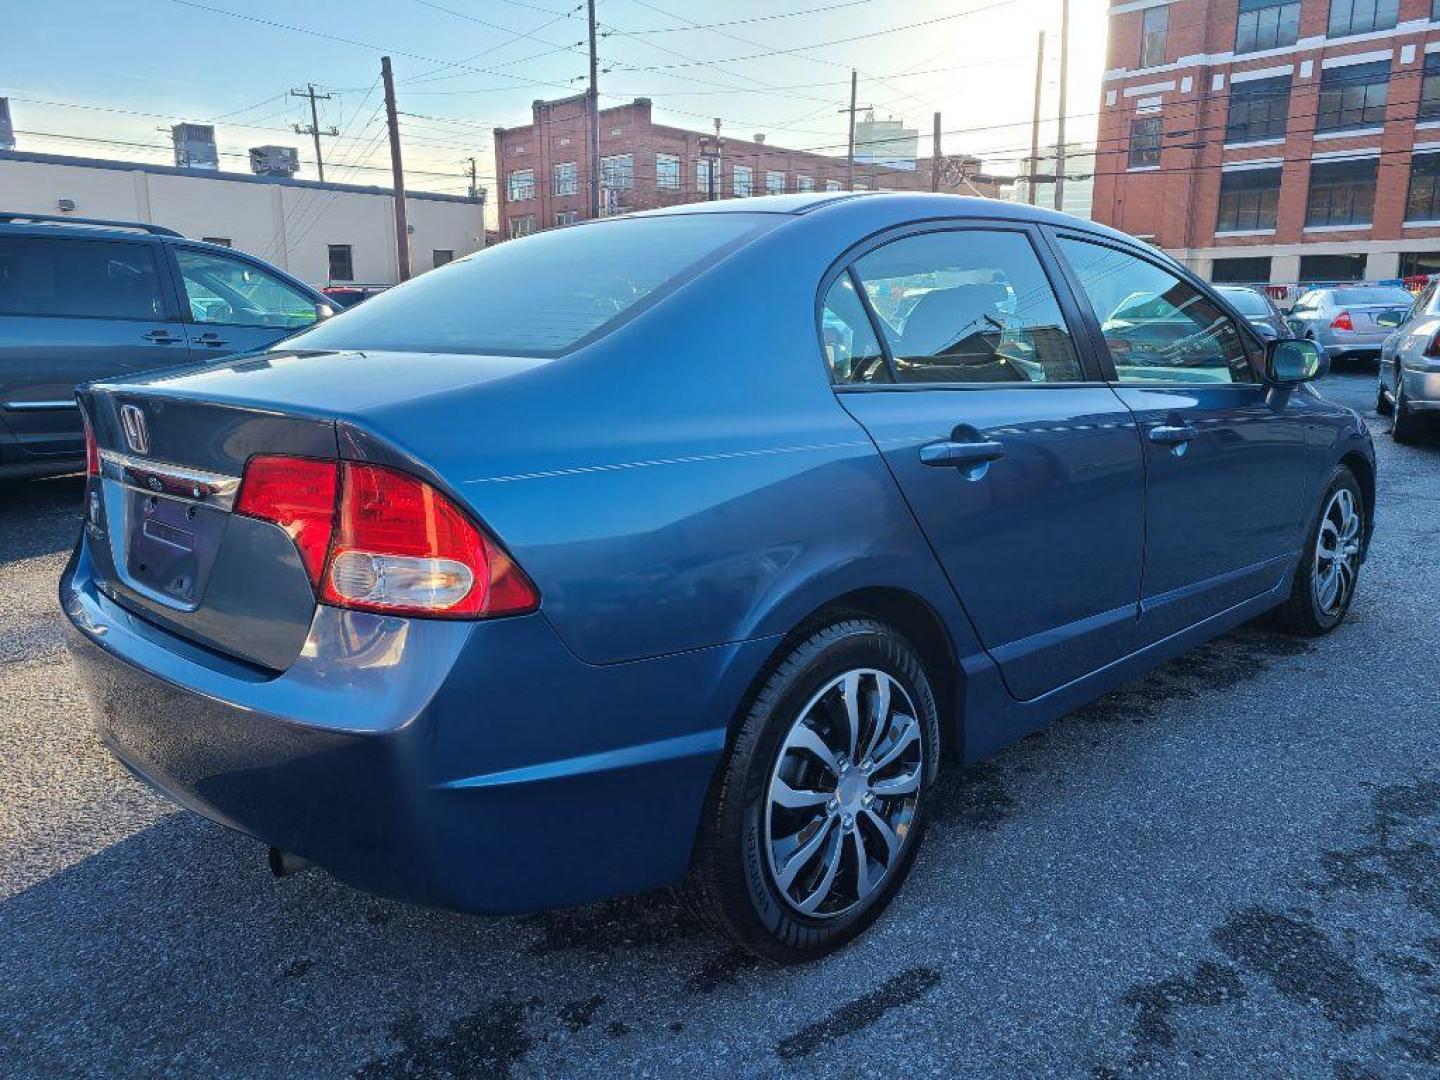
[2,0,1110,227]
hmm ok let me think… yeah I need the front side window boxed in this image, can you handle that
[1316,61,1389,132]
[328,244,353,282]
[1217,167,1282,231]
[553,162,578,197]
[849,229,1083,385]
[1306,157,1377,227]
[1235,0,1300,53]
[601,154,634,192]
[1406,152,1440,222]
[1140,5,1168,67]
[288,213,774,358]
[1058,237,1254,385]
[176,249,317,329]
[733,165,753,197]
[0,236,166,321]
[1129,116,1162,168]
[506,169,535,202]
[820,273,887,384]
[1225,75,1291,143]
[1328,0,1398,37]
[1420,54,1440,121]
[656,153,681,190]
[766,170,785,195]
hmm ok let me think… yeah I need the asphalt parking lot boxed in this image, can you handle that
[2,367,1439,1079]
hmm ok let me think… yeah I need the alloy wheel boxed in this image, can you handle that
[1313,487,1362,617]
[763,669,923,919]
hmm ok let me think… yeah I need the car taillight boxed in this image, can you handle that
[235,455,537,619]
[82,412,99,477]
[1331,311,1354,331]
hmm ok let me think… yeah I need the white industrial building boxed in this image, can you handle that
[0,148,486,287]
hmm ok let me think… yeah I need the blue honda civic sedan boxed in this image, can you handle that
[63,193,1374,961]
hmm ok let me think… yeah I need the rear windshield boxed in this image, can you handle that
[284,213,772,357]
[1332,288,1412,306]
[1219,288,1269,316]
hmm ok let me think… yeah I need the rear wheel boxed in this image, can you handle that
[688,617,940,963]
[1273,466,1364,636]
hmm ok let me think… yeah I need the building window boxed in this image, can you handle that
[553,162,578,197]
[1139,5,1168,68]
[1299,253,1367,281]
[1217,167,1282,232]
[1235,0,1300,54]
[657,153,681,189]
[554,210,581,227]
[327,244,353,282]
[1406,152,1440,222]
[1128,116,1162,168]
[825,179,842,191]
[1420,53,1440,121]
[1399,251,1440,277]
[765,170,785,195]
[1316,61,1389,132]
[1305,157,1378,227]
[201,236,232,247]
[507,168,535,202]
[509,215,535,239]
[1225,75,1291,143]
[798,176,815,192]
[733,164,753,196]
[1210,256,1273,284]
[601,154,634,191]
[432,249,454,268]
[1328,0,1398,37]
[697,158,717,194]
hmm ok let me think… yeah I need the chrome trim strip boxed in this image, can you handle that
[97,449,241,510]
[2,399,80,411]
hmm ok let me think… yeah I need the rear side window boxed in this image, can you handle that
[849,229,1084,384]
[0,236,166,321]
[175,248,318,330]
[288,214,773,358]
[821,273,888,384]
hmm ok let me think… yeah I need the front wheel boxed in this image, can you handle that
[688,618,940,963]
[1273,466,1365,636]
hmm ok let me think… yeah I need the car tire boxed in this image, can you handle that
[1273,465,1365,637]
[687,616,941,963]
[1393,375,1423,444]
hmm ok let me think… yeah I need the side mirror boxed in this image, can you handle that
[314,302,336,322]
[1284,316,1305,336]
[1266,338,1327,384]
[1375,308,1406,329]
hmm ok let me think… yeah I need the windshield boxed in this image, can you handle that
[1218,288,1270,316]
[283,213,772,358]
[1332,288,1413,306]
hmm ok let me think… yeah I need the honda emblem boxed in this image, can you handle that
[119,404,150,455]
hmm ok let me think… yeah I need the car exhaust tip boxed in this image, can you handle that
[268,846,313,878]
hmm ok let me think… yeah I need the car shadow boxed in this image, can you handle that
[0,473,83,567]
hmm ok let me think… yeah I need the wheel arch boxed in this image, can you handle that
[1338,449,1376,556]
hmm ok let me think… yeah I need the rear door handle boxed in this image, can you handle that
[919,438,1006,468]
[144,330,183,344]
[1147,423,1199,446]
[194,332,229,348]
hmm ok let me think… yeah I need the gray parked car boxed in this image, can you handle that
[1285,285,1415,364]
[1215,285,1290,341]
[0,213,334,480]
[1376,278,1440,442]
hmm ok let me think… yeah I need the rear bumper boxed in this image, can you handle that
[1321,340,1383,359]
[62,544,773,913]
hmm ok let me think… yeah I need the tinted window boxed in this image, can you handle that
[176,249,318,329]
[821,273,888,384]
[851,230,1083,384]
[1219,288,1270,316]
[1059,238,1254,385]
[288,214,771,358]
[0,236,166,320]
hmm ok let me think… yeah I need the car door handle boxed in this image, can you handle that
[194,332,229,347]
[1147,423,1199,446]
[143,330,184,344]
[919,438,1006,468]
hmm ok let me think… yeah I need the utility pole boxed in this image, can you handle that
[931,112,941,192]
[1028,31,1045,205]
[586,0,601,219]
[699,118,722,201]
[846,69,858,192]
[291,83,338,183]
[1054,0,1070,213]
[381,57,411,282]
[465,156,487,248]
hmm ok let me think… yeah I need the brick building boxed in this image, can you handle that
[1095,0,1440,285]
[493,94,1000,238]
